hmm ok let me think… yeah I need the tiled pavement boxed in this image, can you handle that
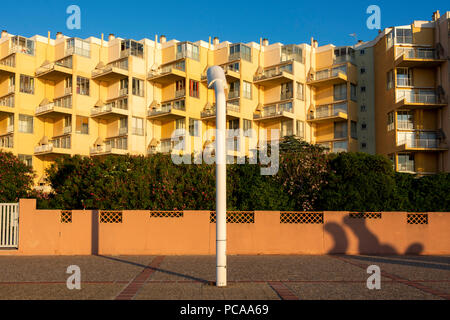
[0,255,448,300]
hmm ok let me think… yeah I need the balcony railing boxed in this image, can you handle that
[66,46,90,58]
[55,95,72,108]
[8,85,15,94]
[90,145,111,155]
[398,162,415,172]
[6,125,14,133]
[92,59,129,77]
[50,136,71,149]
[310,66,347,81]
[175,89,185,98]
[396,78,413,87]
[148,61,186,78]
[396,91,442,104]
[36,60,72,75]
[201,104,240,118]
[308,103,348,120]
[280,92,293,101]
[397,120,414,130]
[333,55,355,65]
[10,45,35,56]
[396,47,436,59]
[63,126,72,134]
[0,134,13,148]
[132,127,144,136]
[399,138,440,149]
[254,64,293,81]
[148,100,186,116]
[119,127,128,136]
[34,144,53,154]
[0,55,15,67]
[228,90,239,99]
[91,102,128,116]
[255,103,293,119]
[0,95,14,108]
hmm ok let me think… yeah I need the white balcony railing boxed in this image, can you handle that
[6,125,14,133]
[308,103,348,120]
[35,144,54,153]
[63,126,72,134]
[396,47,437,60]
[255,103,293,119]
[36,103,55,115]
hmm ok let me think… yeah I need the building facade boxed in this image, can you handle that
[0,11,449,188]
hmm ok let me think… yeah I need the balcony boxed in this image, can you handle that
[92,59,129,82]
[0,94,14,113]
[307,102,348,123]
[0,55,15,76]
[395,47,445,68]
[91,100,128,120]
[0,133,13,149]
[395,90,447,109]
[35,99,72,118]
[307,67,347,88]
[147,99,186,121]
[34,136,71,156]
[35,59,73,81]
[147,61,186,85]
[316,140,348,153]
[90,137,128,156]
[253,63,294,87]
[201,103,240,120]
[397,137,447,152]
[254,102,294,122]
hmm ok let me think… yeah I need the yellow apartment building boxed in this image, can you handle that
[373,11,449,174]
[0,10,448,189]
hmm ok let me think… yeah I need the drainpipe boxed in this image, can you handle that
[207,66,228,287]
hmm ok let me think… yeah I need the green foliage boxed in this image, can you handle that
[2,145,448,212]
[318,152,399,211]
[0,151,34,202]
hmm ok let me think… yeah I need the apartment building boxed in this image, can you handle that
[372,11,449,174]
[0,10,448,188]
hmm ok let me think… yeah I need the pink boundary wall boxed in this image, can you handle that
[0,199,449,256]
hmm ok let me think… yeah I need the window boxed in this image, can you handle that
[9,75,15,89]
[18,154,32,167]
[177,42,199,60]
[64,115,72,130]
[281,82,293,100]
[350,84,357,101]
[76,76,89,95]
[361,142,367,149]
[386,70,393,90]
[398,154,415,172]
[243,119,252,137]
[11,36,35,55]
[19,75,34,94]
[119,118,128,135]
[334,47,355,63]
[351,121,357,139]
[132,117,144,136]
[387,112,394,131]
[360,49,365,55]
[228,81,240,99]
[18,114,33,133]
[243,81,252,99]
[175,80,185,96]
[360,105,366,112]
[76,116,89,134]
[334,83,347,101]
[296,120,305,139]
[360,68,366,74]
[189,80,199,98]
[229,43,251,62]
[132,78,144,96]
[386,31,394,48]
[296,82,304,100]
[189,118,200,136]
[396,68,412,87]
[395,28,413,44]
[397,111,414,129]
[175,119,186,130]
[65,77,72,92]
[281,45,303,63]
[334,121,347,139]
[66,38,90,57]
[281,120,293,137]
[361,123,367,130]
[120,78,129,95]
[121,40,144,58]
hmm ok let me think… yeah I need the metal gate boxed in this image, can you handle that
[0,203,19,248]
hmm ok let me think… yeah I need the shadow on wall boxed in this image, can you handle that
[325,215,424,255]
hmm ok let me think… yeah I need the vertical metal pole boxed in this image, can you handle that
[207,66,227,287]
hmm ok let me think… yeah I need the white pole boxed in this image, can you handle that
[207,66,227,287]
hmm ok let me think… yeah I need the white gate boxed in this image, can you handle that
[0,203,19,248]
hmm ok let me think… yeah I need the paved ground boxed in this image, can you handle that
[0,255,448,300]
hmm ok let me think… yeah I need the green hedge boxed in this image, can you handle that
[1,139,449,211]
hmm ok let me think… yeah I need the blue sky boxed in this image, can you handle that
[1,0,448,46]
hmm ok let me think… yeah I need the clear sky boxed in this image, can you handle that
[1,0,448,47]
